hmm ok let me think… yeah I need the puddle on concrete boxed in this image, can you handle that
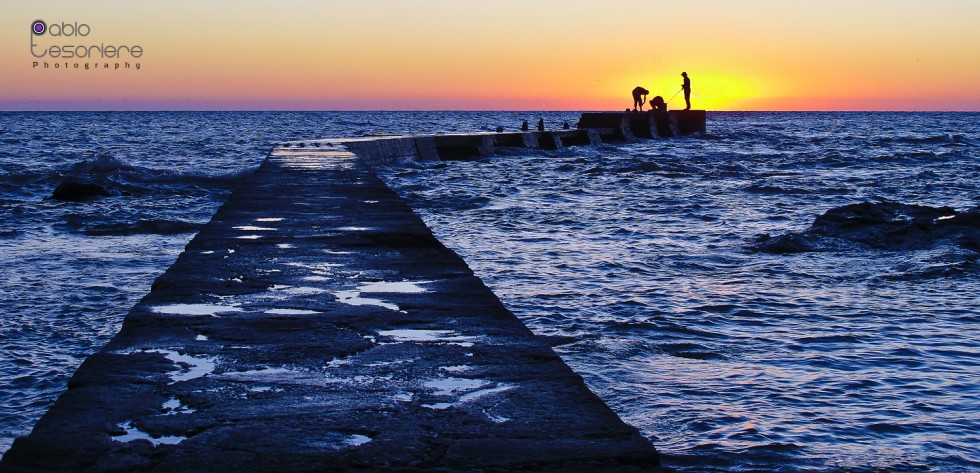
[284,286,328,295]
[345,434,372,447]
[151,304,242,316]
[162,397,195,416]
[425,377,487,396]
[285,262,344,276]
[388,391,411,402]
[147,349,217,383]
[218,367,308,386]
[334,290,400,311]
[422,381,515,411]
[359,281,429,294]
[233,226,277,231]
[378,329,476,346]
[484,410,512,423]
[113,421,186,446]
[366,358,418,368]
[265,308,322,315]
[332,281,429,313]
[265,283,329,296]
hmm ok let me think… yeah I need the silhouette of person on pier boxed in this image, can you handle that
[650,95,666,113]
[631,86,649,111]
[681,72,691,110]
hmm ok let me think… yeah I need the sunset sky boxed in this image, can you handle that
[2,0,979,111]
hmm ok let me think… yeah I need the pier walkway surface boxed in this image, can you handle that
[0,126,682,471]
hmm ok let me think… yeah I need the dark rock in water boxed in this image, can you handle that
[755,201,980,253]
[753,233,816,254]
[51,180,111,202]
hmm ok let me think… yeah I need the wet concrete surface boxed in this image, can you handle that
[1,142,662,471]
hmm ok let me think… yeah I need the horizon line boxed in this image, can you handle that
[1,108,979,113]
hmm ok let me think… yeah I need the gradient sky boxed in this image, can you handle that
[2,0,979,111]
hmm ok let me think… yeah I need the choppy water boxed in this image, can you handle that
[2,112,978,472]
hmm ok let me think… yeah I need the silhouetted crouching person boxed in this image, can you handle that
[681,72,691,110]
[650,95,666,113]
[632,86,649,111]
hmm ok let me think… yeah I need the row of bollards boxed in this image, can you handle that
[503,120,571,133]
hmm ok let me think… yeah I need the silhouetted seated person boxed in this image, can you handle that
[650,95,667,113]
[631,86,649,111]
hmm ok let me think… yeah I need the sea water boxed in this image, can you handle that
[1,111,977,471]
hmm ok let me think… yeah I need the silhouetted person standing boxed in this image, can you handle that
[631,86,649,111]
[681,72,691,110]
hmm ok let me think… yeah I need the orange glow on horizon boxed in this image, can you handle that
[1,1,979,111]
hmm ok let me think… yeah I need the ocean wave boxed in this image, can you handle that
[43,150,254,202]
[64,217,203,236]
[66,150,133,174]
[65,151,252,186]
[743,183,809,195]
[882,133,978,146]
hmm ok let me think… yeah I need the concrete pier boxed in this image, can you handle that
[578,110,706,139]
[1,134,665,471]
